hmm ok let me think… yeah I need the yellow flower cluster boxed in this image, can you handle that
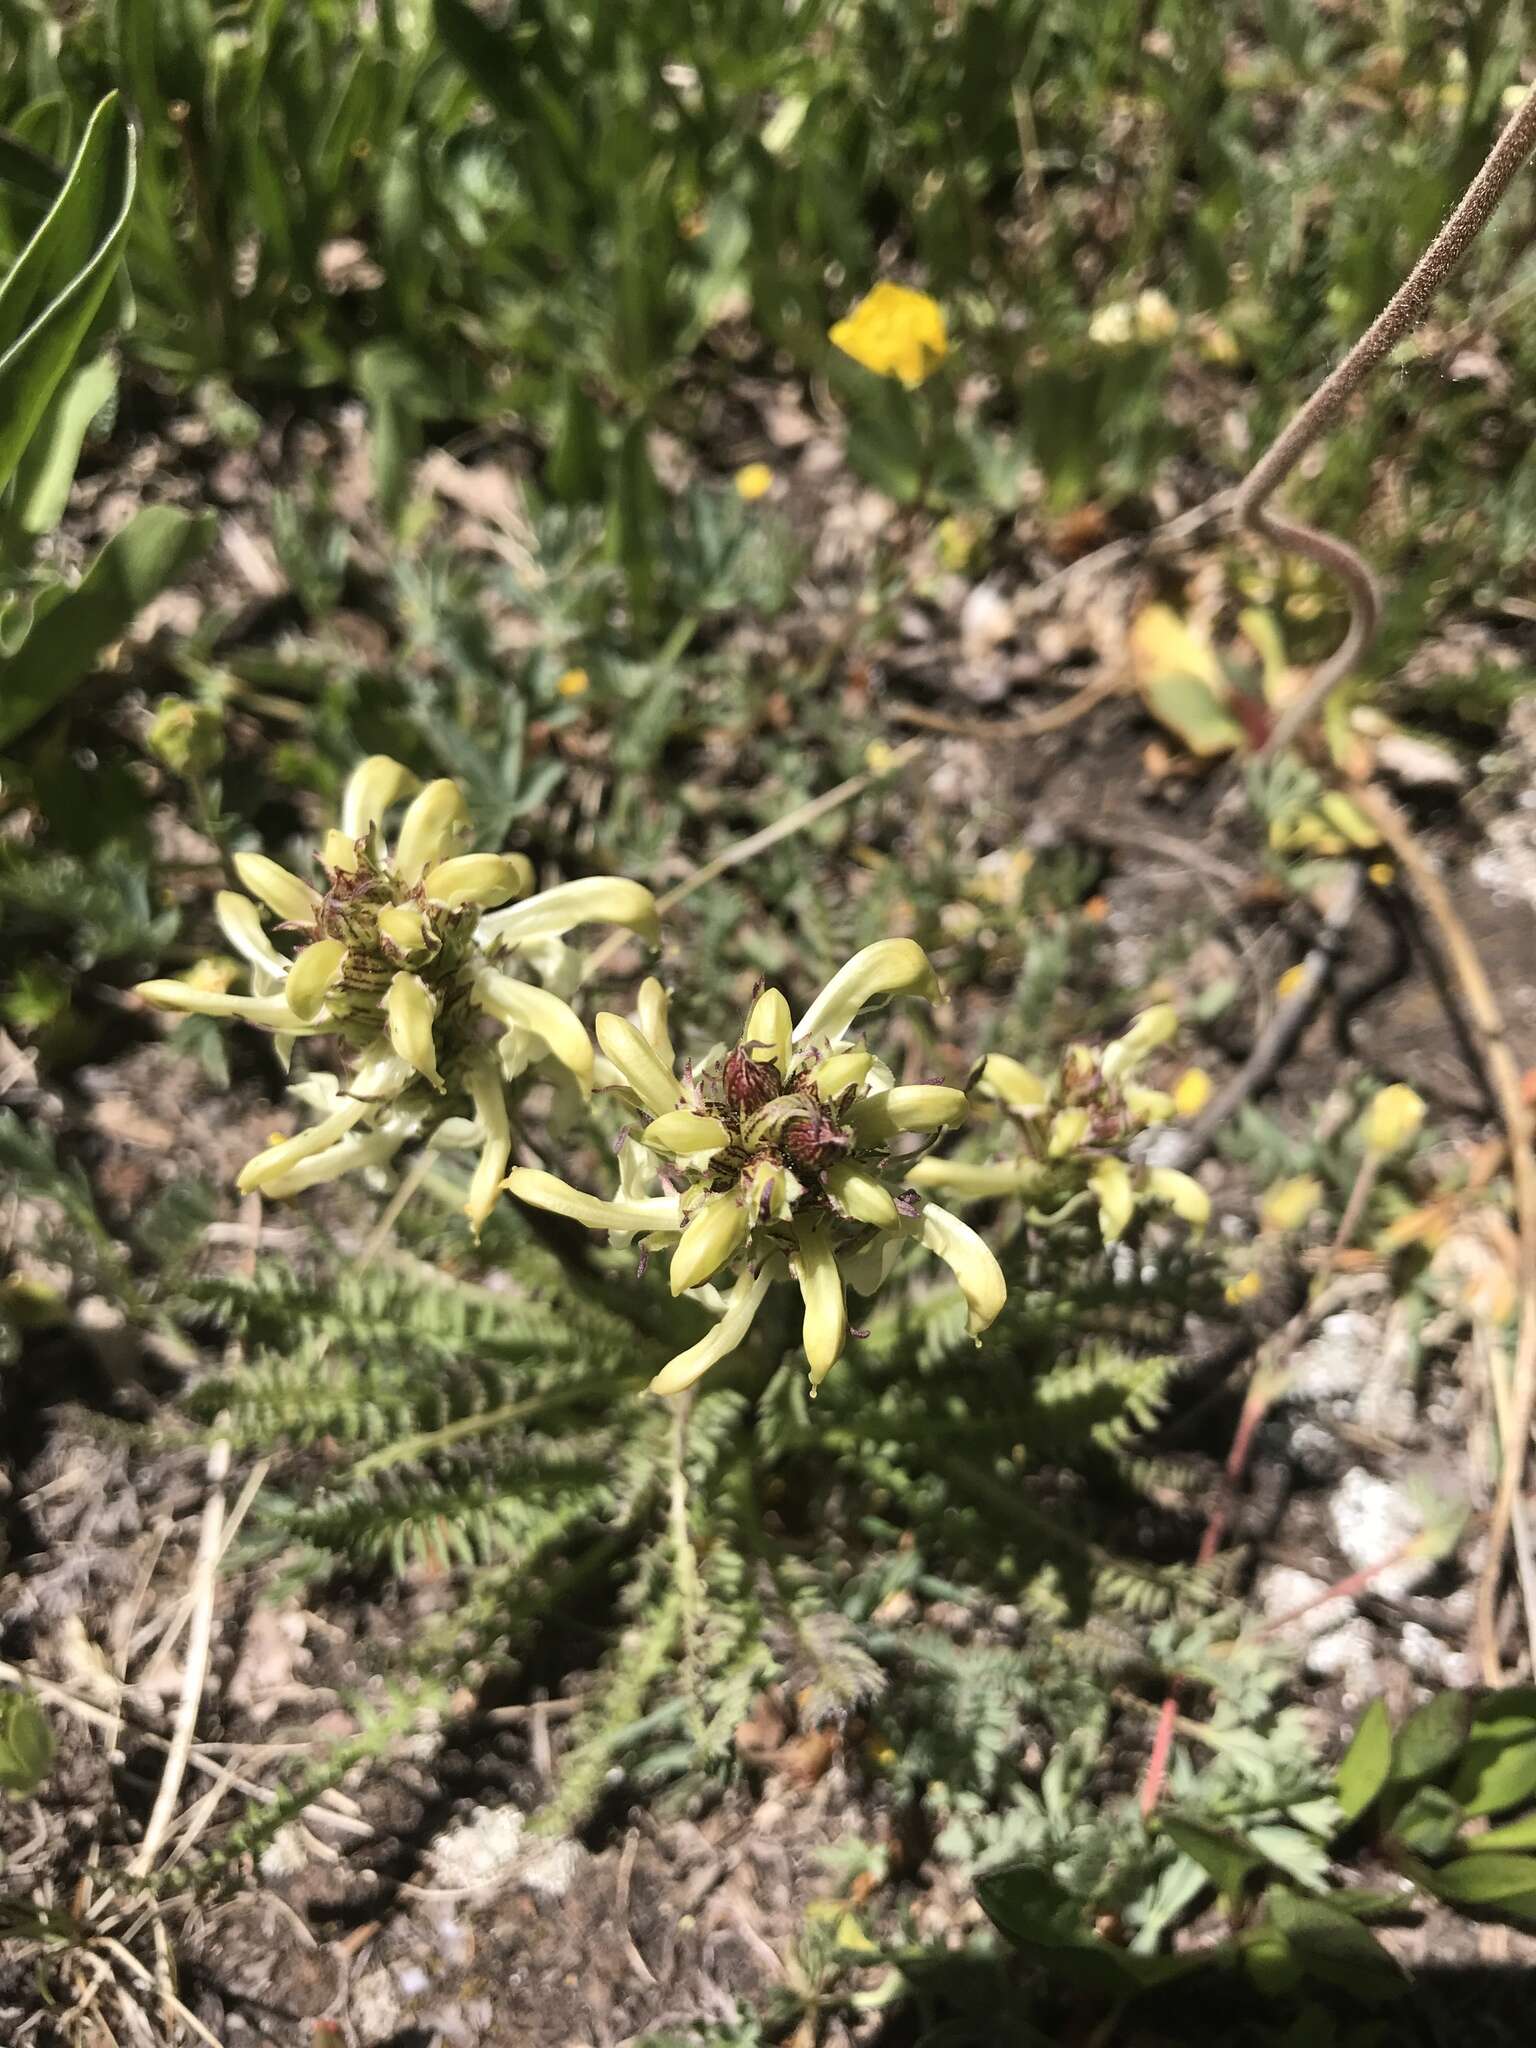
[135,757,657,1232]
[507,941,1005,1396]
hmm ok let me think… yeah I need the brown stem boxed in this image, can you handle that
[1239,81,1536,759]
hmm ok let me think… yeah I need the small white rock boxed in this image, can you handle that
[959,581,1014,660]
[1330,1467,1430,1600]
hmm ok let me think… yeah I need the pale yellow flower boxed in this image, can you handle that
[1260,1174,1324,1235]
[556,667,590,697]
[1359,1083,1425,1157]
[135,755,659,1231]
[829,283,948,388]
[505,941,1004,1397]
[1173,1067,1213,1117]
[734,462,774,502]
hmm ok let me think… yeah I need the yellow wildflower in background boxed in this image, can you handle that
[829,282,948,388]
[557,667,590,697]
[1260,1174,1323,1235]
[1360,1083,1425,1157]
[1225,1267,1262,1307]
[1173,1067,1213,1117]
[734,462,774,502]
[1275,964,1307,1001]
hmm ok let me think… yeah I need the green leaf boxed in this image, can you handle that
[975,1862,1200,1993]
[1264,1891,1407,2002]
[0,505,215,745]
[1162,1815,1266,1905]
[1451,1735,1536,1818]
[1469,1688,1536,1742]
[1470,1811,1536,1852]
[1390,1784,1464,1858]
[10,352,117,537]
[1336,1698,1394,1821]
[0,1690,55,1796]
[0,95,134,499]
[1389,1688,1474,1786]
[1143,671,1245,757]
[1429,1852,1536,1920]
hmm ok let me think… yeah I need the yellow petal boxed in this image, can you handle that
[1145,1166,1210,1235]
[341,754,419,839]
[815,1049,875,1100]
[479,877,661,949]
[825,1161,899,1227]
[1123,1084,1175,1126]
[595,1012,681,1117]
[236,1102,368,1194]
[285,938,348,1021]
[975,1054,1049,1111]
[1047,1107,1090,1157]
[425,853,534,909]
[794,1220,847,1386]
[473,969,594,1092]
[1101,1004,1178,1082]
[829,282,948,388]
[636,977,675,1066]
[393,779,471,881]
[649,1267,773,1397]
[794,939,940,1045]
[744,987,792,1072]
[734,462,773,501]
[255,1123,408,1198]
[232,852,319,925]
[1260,1173,1323,1234]
[464,1057,511,1237]
[849,1084,967,1143]
[918,1202,1006,1337]
[642,1110,730,1155]
[321,828,361,874]
[1090,1158,1136,1241]
[503,1166,681,1236]
[133,979,311,1031]
[385,970,443,1090]
[376,904,429,955]
[1360,1083,1425,1157]
[214,891,287,977]
[669,1194,750,1295]
[1173,1067,1213,1117]
[904,1159,1043,1199]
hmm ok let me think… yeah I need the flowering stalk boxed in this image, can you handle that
[505,940,1006,1397]
[135,755,658,1232]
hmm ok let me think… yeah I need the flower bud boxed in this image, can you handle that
[385,970,444,1091]
[814,1050,875,1101]
[1090,1158,1135,1242]
[233,852,320,925]
[596,1012,682,1117]
[670,1194,750,1294]
[1260,1174,1323,1234]
[794,1222,848,1385]
[285,938,347,1020]
[1101,1004,1178,1082]
[425,853,533,909]
[849,1084,967,1142]
[723,1043,782,1112]
[394,779,471,881]
[643,1110,730,1156]
[743,987,792,1072]
[825,1161,899,1227]
[147,695,223,777]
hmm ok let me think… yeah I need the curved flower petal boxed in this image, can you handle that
[232,852,319,925]
[504,1166,682,1236]
[474,968,593,1092]
[974,1054,1049,1112]
[825,1161,899,1227]
[636,976,675,1066]
[425,852,534,910]
[285,938,348,1021]
[236,1100,369,1194]
[478,877,661,950]
[376,905,429,956]
[814,1049,874,1100]
[648,1267,773,1398]
[642,1110,730,1156]
[905,1159,1044,1199]
[849,1084,967,1142]
[464,1055,511,1237]
[595,1012,682,1117]
[793,938,940,1045]
[1089,1158,1135,1242]
[793,1220,847,1387]
[341,754,419,840]
[214,891,290,978]
[1101,1003,1178,1082]
[134,979,315,1031]
[744,987,792,1073]
[257,1122,410,1198]
[918,1202,1007,1337]
[385,970,443,1091]
[1145,1166,1210,1235]
[669,1193,750,1295]
[393,778,471,882]
[322,828,361,874]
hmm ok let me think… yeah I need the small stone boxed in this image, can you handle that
[1330,1467,1431,1600]
[959,581,1015,661]
[351,1968,402,2047]
[1257,1565,1353,1644]
[1305,1615,1380,1691]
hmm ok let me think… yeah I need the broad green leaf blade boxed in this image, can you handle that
[1429,1852,1536,1920]
[0,505,214,745]
[1390,1784,1464,1858]
[1451,1735,1536,1817]
[0,1689,55,1796]
[0,95,135,498]
[1471,1812,1536,1853]
[0,127,66,205]
[1264,1891,1407,2003]
[1336,1698,1394,1822]
[11,353,117,537]
[1390,1688,1474,1786]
